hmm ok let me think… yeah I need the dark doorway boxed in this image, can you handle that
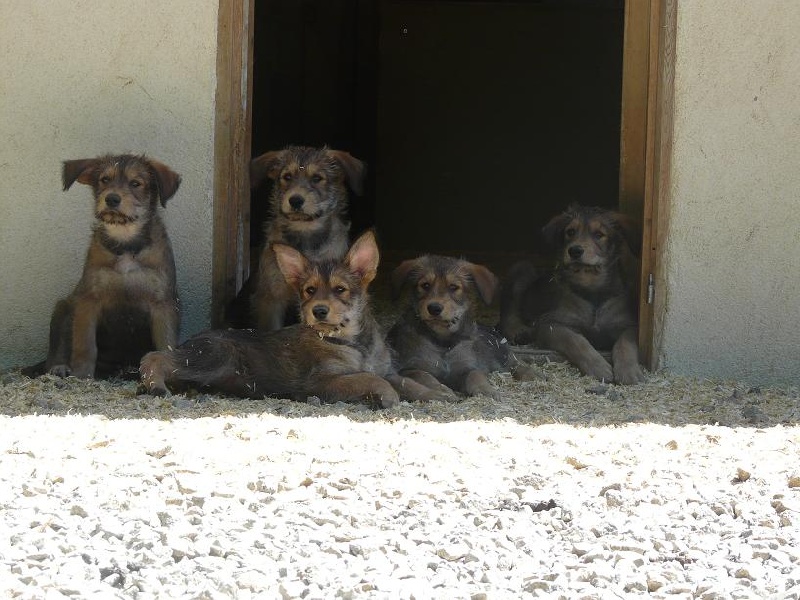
[250,0,625,273]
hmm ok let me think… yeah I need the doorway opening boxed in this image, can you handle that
[251,0,624,269]
[215,0,675,368]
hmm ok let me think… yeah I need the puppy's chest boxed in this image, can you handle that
[568,296,634,334]
[88,254,170,298]
[321,334,391,376]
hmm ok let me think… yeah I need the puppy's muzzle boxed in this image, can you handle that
[312,304,330,321]
[568,245,584,260]
[427,302,444,317]
[105,193,122,209]
[289,195,305,211]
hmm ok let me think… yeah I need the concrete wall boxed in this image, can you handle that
[659,1,800,385]
[0,1,218,370]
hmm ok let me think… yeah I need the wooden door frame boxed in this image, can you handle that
[619,0,676,370]
[211,0,254,327]
[211,0,677,371]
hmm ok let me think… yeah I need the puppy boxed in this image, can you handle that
[246,145,365,331]
[388,255,540,400]
[500,204,645,384]
[43,154,181,379]
[140,231,442,408]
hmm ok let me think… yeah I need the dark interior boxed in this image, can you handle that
[251,0,625,274]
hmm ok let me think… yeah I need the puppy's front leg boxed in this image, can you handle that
[539,323,614,382]
[150,301,180,351]
[70,298,101,378]
[612,327,646,384]
[316,373,399,408]
[463,370,501,400]
[386,373,458,403]
[139,350,172,395]
[395,369,458,400]
[46,299,74,376]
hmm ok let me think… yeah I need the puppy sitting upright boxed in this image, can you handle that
[500,204,645,385]
[141,231,441,408]
[388,255,539,400]
[248,145,365,331]
[44,154,181,379]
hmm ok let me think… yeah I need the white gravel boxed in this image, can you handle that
[1,413,799,599]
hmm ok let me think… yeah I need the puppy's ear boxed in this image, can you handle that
[328,150,366,196]
[273,243,312,291]
[611,212,642,257]
[541,209,575,248]
[390,258,421,300]
[147,158,182,207]
[250,150,285,189]
[345,230,380,287]
[464,262,499,305]
[62,158,100,190]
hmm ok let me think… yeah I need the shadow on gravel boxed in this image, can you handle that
[1,365,799,428]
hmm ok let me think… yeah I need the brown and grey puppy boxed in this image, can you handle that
[140,231,441,408]
[500,204,645,384]
[247,145,365,331]
[388,255,540,400]
[42,154,181,379]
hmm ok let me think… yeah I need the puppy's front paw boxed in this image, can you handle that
[614,361,646,385]
[511,363,547,382]
[582,358,614,384]
[48,364,71,378]
[377,388,400,409]
[70,363,94,379]
[421,388,460,403]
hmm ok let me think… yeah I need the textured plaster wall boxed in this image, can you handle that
[660,1,800,385]
[0,1,218,370]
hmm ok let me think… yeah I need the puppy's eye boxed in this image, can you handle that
[311,174,323,184]
[99,176,111,184]
[304,286,316,296]
[333,285,346,295]
[130,180,142,188]
[565,228,576,238]
[419,282,431,291]
[282,173,293,182]
[593,231,605,240]
[448,284,460,293]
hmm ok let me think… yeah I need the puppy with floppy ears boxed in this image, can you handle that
[40,154,181,379]
[245,145,366,331]
[388,255,541,400]
[500,204,645,384]
[140,230,444,408]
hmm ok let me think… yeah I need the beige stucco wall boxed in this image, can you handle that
[0,1,218,370]
[659,1,800,385]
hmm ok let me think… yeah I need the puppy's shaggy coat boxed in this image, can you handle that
[41,154,181,379]
[389,255,540,400]
[246,145,365,331]
[500,204,645,384]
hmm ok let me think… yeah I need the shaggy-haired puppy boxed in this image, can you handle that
[389,255,541,400]
[244,145,365,331]
[500,204,645,384]
[36,154,181,379]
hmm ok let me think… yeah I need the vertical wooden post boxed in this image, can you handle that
[212,0,254,327]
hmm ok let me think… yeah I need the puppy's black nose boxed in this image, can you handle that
[105,194,121,209]
[568,245,584,259]
[427,302,443,316]
[289,195,305,210]
[312,305,329,320]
